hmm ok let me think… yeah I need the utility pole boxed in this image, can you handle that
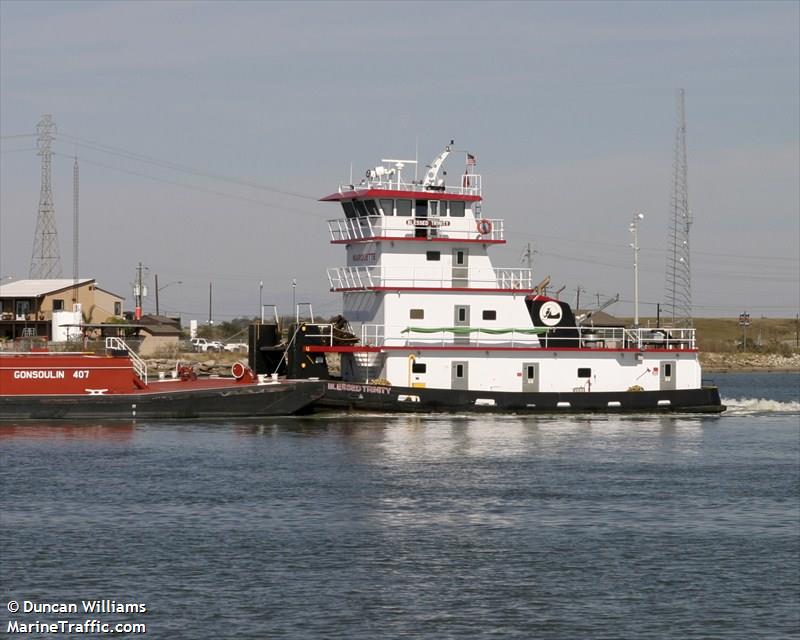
[630,213,645,327]
[292,279,297,322]
[72,156,79,307]
[134,262,147,320]
[522,243,535,272]
[208,282,213,325]
[155,273,160,316]
[259,280,264,323]
[739,312,750,351]
[575,285,584,312]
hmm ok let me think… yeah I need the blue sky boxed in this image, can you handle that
[1,0,798,322]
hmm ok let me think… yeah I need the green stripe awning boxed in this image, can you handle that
[401,326,549,335]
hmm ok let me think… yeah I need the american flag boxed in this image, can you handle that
[466,153,476,166]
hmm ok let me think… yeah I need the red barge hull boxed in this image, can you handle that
[0,352,323,420]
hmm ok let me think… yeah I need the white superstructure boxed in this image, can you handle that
[314,144,702,396]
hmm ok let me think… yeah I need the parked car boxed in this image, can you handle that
[223,342,249,353]
[191,337,224,352]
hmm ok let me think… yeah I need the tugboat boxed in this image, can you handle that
[253,143,723,413]
[0,337,324,421]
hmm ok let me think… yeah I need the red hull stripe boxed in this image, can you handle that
[331,236,505,245]
[320,189,481,203]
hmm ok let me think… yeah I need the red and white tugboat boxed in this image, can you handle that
[286,143,723,413]
[0,337,323,421]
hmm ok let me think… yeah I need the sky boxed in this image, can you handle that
[1,0,798,325]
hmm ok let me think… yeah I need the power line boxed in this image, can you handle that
[0,133,37,139]
[55,132,318,202]
[51,151,327,220]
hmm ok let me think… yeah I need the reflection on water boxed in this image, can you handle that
[1,373,797,639]
[0,422,135,440]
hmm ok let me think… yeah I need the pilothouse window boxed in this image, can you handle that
[379,199,394,216]
[353,200,369,217]
[364,200,380,216]
[342,201,357,219]
[396,199,412,216]
[449,201,465,217]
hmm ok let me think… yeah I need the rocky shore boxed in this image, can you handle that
[700,352,800,372]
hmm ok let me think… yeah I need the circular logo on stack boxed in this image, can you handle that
[539,301,563,326]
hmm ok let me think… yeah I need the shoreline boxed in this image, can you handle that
[700,353,799,374]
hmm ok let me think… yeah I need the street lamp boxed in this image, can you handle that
[155,275,182,316]
[629,213,644,327]
[292,279,297,322]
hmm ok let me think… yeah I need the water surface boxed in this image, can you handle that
[1,372,798,638]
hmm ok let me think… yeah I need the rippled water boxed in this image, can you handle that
[1,373,798,639]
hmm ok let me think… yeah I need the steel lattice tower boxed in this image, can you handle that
[29,114,62,278]
[664,90,692,326]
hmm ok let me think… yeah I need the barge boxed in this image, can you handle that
[0,337,323,421]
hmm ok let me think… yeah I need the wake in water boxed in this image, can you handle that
[722,397,800,415]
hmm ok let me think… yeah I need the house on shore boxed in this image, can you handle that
[0,279,124,342]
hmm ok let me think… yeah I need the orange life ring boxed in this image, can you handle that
[477,219,492,235]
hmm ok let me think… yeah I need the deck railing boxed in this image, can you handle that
[338,174,482,197]
[328,216,504,243]
[327,265,532,290]
[297,324,696,351]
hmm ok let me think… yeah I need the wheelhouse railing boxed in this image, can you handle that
[338,174,482,197]
[327,265,532,290]
[358,325,696,350]
[328,216,504,242]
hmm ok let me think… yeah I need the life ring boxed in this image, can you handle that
[476,219,492,235]
[231,361,255,383]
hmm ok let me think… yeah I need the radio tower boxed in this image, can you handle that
[664,89,692,326]
[29,114,62,279]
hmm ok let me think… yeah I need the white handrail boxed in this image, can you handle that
[105,336,148,385]
[355,324,697,350]
[327,216,504,242]
[327,265,533,290]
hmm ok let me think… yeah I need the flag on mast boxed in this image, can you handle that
[466,153,476,166]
